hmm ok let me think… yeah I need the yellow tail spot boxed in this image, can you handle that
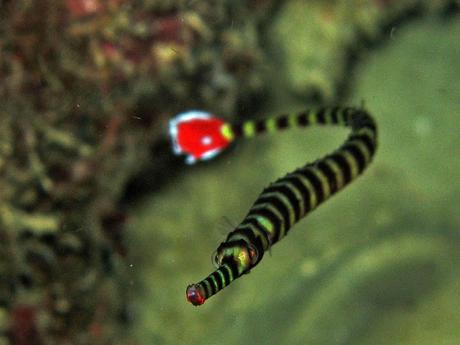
[221,124,235,141]
[243,121,256,137]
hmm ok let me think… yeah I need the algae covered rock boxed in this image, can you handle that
[267,0,460,102]
[0,1,273,344]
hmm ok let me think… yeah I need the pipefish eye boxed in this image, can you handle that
[247,244,259,265]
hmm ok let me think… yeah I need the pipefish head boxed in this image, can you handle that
[212,239,259,274]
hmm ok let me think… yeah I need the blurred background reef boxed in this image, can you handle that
[0,1,459,344]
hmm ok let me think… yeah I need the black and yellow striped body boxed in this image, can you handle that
[186,107,377,306]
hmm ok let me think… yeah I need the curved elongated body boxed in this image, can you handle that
[170,107,378,306]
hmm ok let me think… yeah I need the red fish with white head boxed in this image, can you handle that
[169,110,234,164]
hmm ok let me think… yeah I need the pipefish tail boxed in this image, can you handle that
[169,106,378,306]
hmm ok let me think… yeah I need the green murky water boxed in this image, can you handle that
[128,18,460,345]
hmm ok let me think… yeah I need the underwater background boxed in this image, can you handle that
[129,8,460,345]
[1,1,459,345]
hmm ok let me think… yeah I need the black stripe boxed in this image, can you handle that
[350,111,376,131]
[350,134,375,157]
[220,265,230,286]
[328,153,352,185]
[264,184,301,221]
[276,115,289,129]
[247,208,281,244]
[226,260,239,280]
[227,228,253,245]
[298,168,324,204]
[316,161,338,194]
[343,143,366,173]
[242,217,271,250]
[342,108,352,126]
[204,277,215,296]
[200,281,211,298]
[255,120,266,134]
[231,123,243,137]
[353,120,377,133]
[297,111,309,126]
[361,121,377,133]
[254,195,291,233]
[316,108,326,124]
[284,175,311,215]
[330,107,341,124]
[211,271,223,291]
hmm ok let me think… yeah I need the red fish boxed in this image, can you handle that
[169,111,234,164]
